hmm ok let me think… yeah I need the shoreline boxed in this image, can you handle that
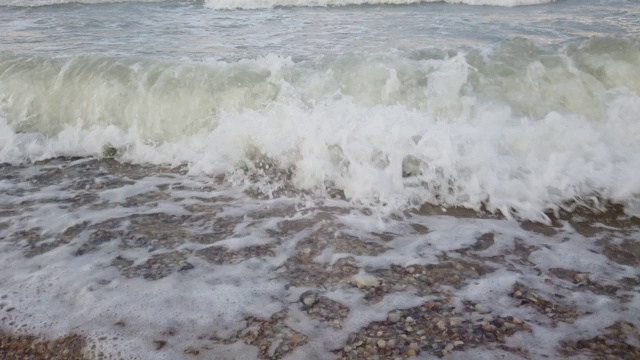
[1,158,639,359]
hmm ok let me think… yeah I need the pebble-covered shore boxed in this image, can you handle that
[1,158,639,359]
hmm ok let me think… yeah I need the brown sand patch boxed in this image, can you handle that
[561,321,640,359]
[0,332,88,360]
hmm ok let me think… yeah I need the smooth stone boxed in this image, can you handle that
[303,296,317,306]
[475,304,491,314]
[351,273,379,288]
[388,312,401,323]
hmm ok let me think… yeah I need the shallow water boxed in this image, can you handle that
[1,157,639,359]
[1,0,639,359]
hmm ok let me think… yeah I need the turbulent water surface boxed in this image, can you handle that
[0,1,639,359]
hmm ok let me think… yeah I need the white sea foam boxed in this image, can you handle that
[205,0,556,10]
[1,179,637,360]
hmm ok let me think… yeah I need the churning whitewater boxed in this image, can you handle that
[2,37,640,221]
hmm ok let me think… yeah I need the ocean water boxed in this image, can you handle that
[0,0,639,359]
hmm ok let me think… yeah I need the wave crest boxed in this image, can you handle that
[204,0,556,10]
[1,38,639,221]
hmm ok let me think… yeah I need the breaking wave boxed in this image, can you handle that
[204,0,556,10]
[1,37,639,220]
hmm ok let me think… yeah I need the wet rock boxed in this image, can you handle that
[178,262,195,272]
[351,273,380,288]
[300,293,349,329]
[387,311,401,323]
[335,299,531,359]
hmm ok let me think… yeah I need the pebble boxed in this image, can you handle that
[351,273,379,288]
[387,339,396,348]
[482,323,496,332]
[407,349,417,357]
[513,317,524,325]
[387,312,401,323]
[377,339,386,349]
[454,341,464,347]
[302,296,317,307]
[444,343,454,352]
[409,342,420,351]
[184,347,199,356]
[575,273,589,282]
[343,346,352,352]
[475,304,491,314]
[405,316,415,323]
[268,339,282,357]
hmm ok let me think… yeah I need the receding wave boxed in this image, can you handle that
[0,0,166,7]
[0,0,556,8]
[204,0,556,10]
[1,37,639,221]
